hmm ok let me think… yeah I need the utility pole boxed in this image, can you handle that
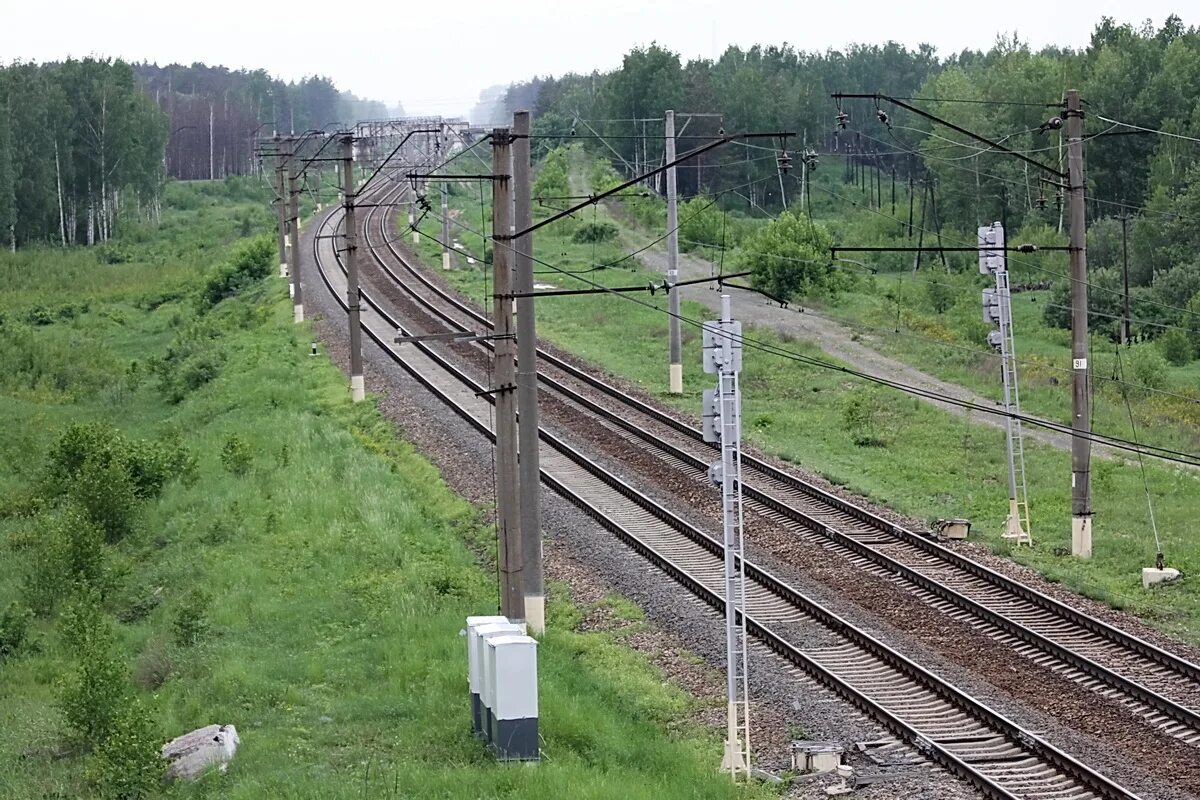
[702,295,751,781]
[799,130,808,214]
[274,136,288,278]
[441,179,452,270]
[1118,206,1132,345]
[410,188,420,244]
[665,110,683,394]
[491,127,524,621]
[1066,89,1092,559]
[287,137,303,323]
[513,110,544,634]
[341,134,365,402]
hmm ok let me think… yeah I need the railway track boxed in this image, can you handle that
[353,180,1200,748]
[304,178,1148,799]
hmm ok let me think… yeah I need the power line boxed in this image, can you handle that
[414,206,1200,467]
[811,178,1200,324]
[1094,114,1200,145]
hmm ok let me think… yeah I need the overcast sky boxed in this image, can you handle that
[2,1,1188,116]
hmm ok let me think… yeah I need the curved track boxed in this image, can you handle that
[355,179,1200,747]
[304,176,1149,800]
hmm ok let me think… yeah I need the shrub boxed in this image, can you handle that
[152,321,226,403]
[1126,343,1169,393]
[840,388,891,447]
[220,434,253,476]
[132,642,172,691]
[572,221,619,243]
[200,235,274,307]
[23,508,109,615]
[171,587,212,647]
[926,279,956,314]
[72,456,140,543]
[45,423,195,500]
[85,698,161,799]
[0,601,33,660]
[736,211,841,302]
[1159,328,1194,366]
[533,147,571,203]
[58,591,128,744]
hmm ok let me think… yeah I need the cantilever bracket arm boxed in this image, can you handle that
[831,92,1068,180]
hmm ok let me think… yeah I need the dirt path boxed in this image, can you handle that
[627,231,1144,461]
[572,149,1135,463]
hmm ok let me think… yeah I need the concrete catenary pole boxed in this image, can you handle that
[512,110,543,634]
[665,110,683,394]
[287,138,303,323]
[491,127,524,621]
[341,134,365,402]
[274,136,288,277]
[1066,89,1092,558]
[441,179,452,270]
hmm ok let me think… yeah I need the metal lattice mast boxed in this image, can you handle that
[980,222,1031,545]
[703,294,751,780]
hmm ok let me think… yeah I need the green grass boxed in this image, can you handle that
[0,182,775,798]
[414,152,1199,644]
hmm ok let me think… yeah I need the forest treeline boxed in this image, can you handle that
[494,15,1200,339]
[0,59,166,250]
[136,64,389,181]
[0,58,388,249]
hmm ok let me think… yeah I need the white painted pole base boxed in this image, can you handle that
[280,262,288,278]
[350,374,365,402]
[293,304,304,324]
[288,283,294,299]
[1071,515,1092,559]
[442,251,451,271]
[1001,498,1030,545]
[721,736,748,774]
[669,363,683,394]
[412,230,420,244]
[524,595,545,636]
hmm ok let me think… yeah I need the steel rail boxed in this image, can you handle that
[303,183,1140,799]
[356,183,1200,744]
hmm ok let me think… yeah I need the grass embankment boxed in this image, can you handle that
[413,153,1198,644]
[0,178,772,799]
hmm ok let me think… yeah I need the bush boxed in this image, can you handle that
[23,508,109,615]
[572,221,618,243]
[1126,343,1170,393]
[200,235,274,307]
[58,591,128,744]
[152,321,226,403]
[736,211,841,302]
[0,601,33,660]
[678,196,744,251]
[73,456,140,543]
[533,147,571,204]
[1159,328,1194,366]
[132,642,172,690]
[45,423,195,500]
[85,698,161,800]
[840,388,891,447]
[220,434,253,477]
[926,279,956,314]
[171,587,212,647]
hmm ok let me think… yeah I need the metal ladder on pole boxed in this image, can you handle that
[704,295,752,780]
[998,269,1032,543]
[981,222,1032,545]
